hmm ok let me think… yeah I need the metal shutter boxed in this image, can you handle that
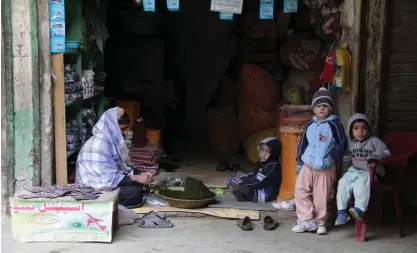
[384,0,417,132]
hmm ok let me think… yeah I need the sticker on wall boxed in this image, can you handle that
[50,5,65,21]
[51,37,66,53]
[219,12,233,20]
[143,0,155,12]
[260,0,274,20]
[283,0,298,13]
[167,0,180,11]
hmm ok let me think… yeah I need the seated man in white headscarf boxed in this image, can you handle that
[76,107,152,207]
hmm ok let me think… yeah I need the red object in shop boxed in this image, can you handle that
[356,132,417,242]
[319,51,336,82]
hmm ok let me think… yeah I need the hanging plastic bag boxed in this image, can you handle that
[144,193,170,207]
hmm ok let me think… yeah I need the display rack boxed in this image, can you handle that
[53,0,104,185]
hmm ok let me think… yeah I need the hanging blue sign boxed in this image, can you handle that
[260,0,274,20]
[219,12,233,20]
[143,0,156,12]
[167,0,180,11]
[283,0,298,13]
[49,0,65,53]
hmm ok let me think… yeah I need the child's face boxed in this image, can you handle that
[352,121,369,141]
[260,144,271,162]
[314,105,330,119]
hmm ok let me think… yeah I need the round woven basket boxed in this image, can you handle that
[155,187,216,209]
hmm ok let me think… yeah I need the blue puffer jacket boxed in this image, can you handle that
[296,115,347,170]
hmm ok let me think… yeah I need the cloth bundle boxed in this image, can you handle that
[129,145,163,176]
[82,70,95,99]
[66,119,81,152]
[18,184,116,201]
[82,108,98,144]
[64,64,83,103]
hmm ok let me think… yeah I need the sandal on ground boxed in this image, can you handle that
[263,216,279,231]
[137,211,174,228]
[237,216,253,231]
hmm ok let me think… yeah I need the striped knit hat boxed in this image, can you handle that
[311,87,334,111]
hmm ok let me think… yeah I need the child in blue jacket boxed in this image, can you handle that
[292,87,347,235]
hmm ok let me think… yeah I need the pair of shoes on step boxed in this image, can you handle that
[335,207,364,226]
[292,219,327,235]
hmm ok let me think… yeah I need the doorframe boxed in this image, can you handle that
[377,0,394,137]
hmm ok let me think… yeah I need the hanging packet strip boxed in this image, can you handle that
[167,0,180,11]
[220,12,233,20]
[49,0,65,53]
[50,5,65,21]
[283,0,298,13]
[260,0,274,20]
[50,0,64,4]
[143,0,155,12]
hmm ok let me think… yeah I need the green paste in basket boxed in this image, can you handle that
[159,177,215,200]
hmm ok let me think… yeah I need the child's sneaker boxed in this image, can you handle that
[272,199,295,211]
[292,219,318,233]
[349,207,364,221]
[317,225,327,235]
[335,210,350,226]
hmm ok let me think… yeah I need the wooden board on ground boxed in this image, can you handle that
[155,170,233,189]
[131,206,259,220]
[209,191,277,211]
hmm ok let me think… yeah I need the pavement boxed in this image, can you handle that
[2,214,417,253]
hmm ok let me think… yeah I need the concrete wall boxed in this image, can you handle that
[1,0,53,216]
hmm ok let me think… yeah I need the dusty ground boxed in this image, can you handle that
[3,214,417,253]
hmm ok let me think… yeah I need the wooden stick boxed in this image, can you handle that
[51,53,67,185]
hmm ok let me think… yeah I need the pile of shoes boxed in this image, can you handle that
[64,64,83,103]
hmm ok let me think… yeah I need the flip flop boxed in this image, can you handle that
[137,211,174,228]
[263,216,279,231]
[237,216,253,231]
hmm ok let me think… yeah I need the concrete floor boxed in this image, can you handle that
[3,214,417,253]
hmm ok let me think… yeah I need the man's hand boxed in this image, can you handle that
[143,172,155,182]
[132,174,152,185]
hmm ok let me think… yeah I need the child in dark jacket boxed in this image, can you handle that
[229,137,282,203]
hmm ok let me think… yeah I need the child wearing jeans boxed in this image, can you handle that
[292,87,347,235]
[335,113,391,225]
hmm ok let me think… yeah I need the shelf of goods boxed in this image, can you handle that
[54,0,105,185]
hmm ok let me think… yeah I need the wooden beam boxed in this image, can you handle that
[51,53,67,185]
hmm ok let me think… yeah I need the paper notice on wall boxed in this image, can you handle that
[210,0,243,14]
